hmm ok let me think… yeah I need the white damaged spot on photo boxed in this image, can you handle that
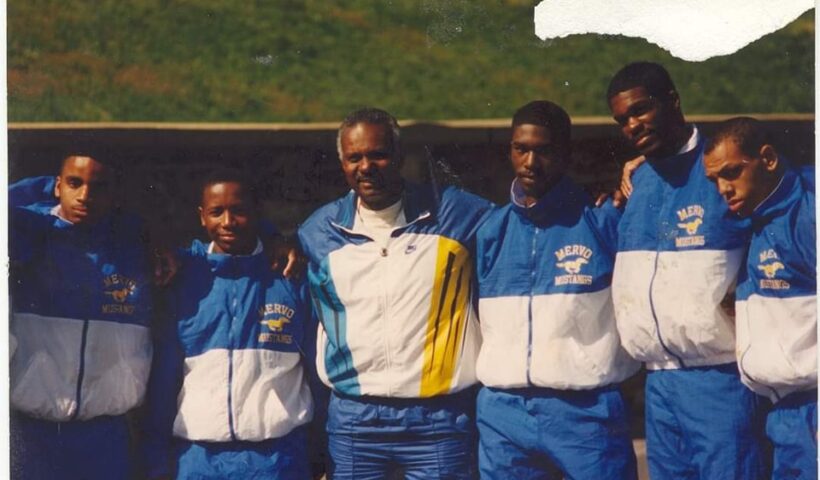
[533,0,814,61]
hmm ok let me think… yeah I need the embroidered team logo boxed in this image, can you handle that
[260,317,290,332]
[554,244,593,285]
[677,217,702,235]
[258,303,295,344]
[675,205,706,247]
[758,262,784,279]
[557,257,588,274]
[757,249,790,290]
[102,274,137,314]
[105,287,132,303]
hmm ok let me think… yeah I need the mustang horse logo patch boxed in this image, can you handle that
[260,317,290,332]
[554,245,593,285]
[102,274,137,314]
[757,249,789,290]
[258,303,295,344]
[675,205,706,247]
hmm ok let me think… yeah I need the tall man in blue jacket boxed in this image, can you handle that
[607,62,767,479]
[10,153,154,479]
[142,169,314,479]
[298,108,493,479]
[704,117,816,480]
[475,100,639,479]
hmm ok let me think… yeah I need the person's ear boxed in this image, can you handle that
[198,206,206,227]
[759,144,779,172]
[54,176,61,199]
[669,90,681,112]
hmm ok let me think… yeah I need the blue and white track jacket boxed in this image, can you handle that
[612,130,751,370]
[298,183,493,398]
[143,239,313,476]
[476,177,639,389]
[736,167,817,402]
[10,179,153,422]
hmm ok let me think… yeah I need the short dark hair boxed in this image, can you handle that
[336,107,401,159]
[512,100,572,154]
[59,152,113,169]
[705,117,772,158]
[606,62,678,103]
[59,149,123,186]
[200,168,258,205]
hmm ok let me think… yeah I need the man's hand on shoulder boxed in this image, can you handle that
[620,155,646,200]
[594,190,627,209]
[593,154,646,208]
[264,235,307,280]
[142,219,182,287]
[152,248,180,287]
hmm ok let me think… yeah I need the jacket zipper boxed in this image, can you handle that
[227,349,237,440]
[226,280,238,441]
[330,211,431,238]
[526,225,539,386]
[648,251,686,368]
[380,241,393,395]
[648,187,687,368]
[70,319,90,420]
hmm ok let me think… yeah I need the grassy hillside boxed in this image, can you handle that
[8,1,814,122]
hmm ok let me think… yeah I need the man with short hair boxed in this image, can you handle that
[142,169,314,479]
[704,117,816,480]
[606,62,766,479]
[10,153,154,479]
[298,108,493,479]
[474,100,639,479]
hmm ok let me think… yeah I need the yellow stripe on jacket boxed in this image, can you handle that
[420,237,473,397]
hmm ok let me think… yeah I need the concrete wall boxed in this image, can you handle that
[9,114,813,242]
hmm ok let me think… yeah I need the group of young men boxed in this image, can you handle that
[9,61,816,480]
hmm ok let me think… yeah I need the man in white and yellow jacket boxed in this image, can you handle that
[298,108,493,479]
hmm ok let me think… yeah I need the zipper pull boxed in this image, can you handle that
[380,248,388,257]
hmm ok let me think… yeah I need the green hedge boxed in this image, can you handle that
[8,1,814,122]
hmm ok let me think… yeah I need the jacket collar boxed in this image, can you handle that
[675,125,700,156]
[50,205,73,225]
[750,165,802,228]
[646,124,700,162]
[190,238,268,276]
[646,127,705,182]
[510,175,585,224]
[332,181,437,230]
[46,204,116,234]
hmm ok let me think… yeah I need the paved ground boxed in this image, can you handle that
[635,438,649,480]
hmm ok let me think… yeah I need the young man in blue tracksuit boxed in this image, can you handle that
[704,117,816,480]
[475,100,639,479]
[142,169,314,479]
[10,154,153,479]
[607,62,767,479]
[298,108,493,479]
